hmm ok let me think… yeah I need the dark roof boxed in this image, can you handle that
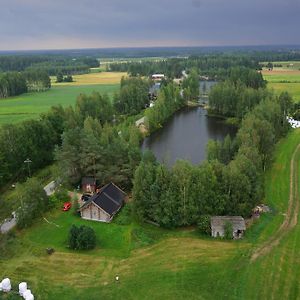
[80,182,126,216]
[81,177,96,186]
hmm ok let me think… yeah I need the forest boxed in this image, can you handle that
[0,55,99,75]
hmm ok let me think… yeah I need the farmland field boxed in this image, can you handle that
[0,84,119,125]
[51,71,127,86]
[262,68,300,102]
[1,129,300,299]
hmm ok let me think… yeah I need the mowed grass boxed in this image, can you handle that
[51,72,127,86]
[262,69,300,102]
[1,130,300,299]
[0,84,119,125]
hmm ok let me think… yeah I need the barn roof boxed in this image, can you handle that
[211,216,246,231]
[80,182,126,216]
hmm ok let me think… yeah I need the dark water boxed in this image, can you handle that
[141,107,236,166]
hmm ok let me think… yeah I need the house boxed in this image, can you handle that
[79,182,126,222]
[211,216,246,239]
[81,177,97,193]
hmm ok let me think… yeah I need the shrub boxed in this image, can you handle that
[68,225,96,250]
[114,203,133,225]
[197,215,211,235]
[224,221,233,240]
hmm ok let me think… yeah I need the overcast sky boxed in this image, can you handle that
[0,0,299,50]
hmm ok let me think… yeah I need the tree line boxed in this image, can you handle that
[109,54,261,79]
[208,67,267,119]
[0,55,99,75]
[0,70,51,98]
[113,77,151,115]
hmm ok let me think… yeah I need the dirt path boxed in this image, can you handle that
[251,143,300,262]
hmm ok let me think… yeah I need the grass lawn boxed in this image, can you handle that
[0,84,119,125]
[1,129,300,299]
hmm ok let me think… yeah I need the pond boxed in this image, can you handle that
[141,107,236,166]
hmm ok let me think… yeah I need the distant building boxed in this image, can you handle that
[211,216,246,239]
[151,74,165,81]
[81,177,97,193]
[79,182,126,223]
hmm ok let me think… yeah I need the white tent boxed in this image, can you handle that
[19,282,28,296]
[1,278,11,292]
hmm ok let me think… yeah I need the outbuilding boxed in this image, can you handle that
[81,177,97,193]
[211,216,246,239]
[79,182,126,223]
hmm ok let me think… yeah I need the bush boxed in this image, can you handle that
[68,225,96,250]
[224,221,233,240]
[114,203,133,225]
[197,215,211,235]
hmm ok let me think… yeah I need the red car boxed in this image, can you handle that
[62,202,72,211]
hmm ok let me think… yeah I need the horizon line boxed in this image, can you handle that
[1,43,300,53]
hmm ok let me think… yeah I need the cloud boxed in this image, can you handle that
[0,0,299,50]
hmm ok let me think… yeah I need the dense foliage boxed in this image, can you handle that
[0,55,98,75]
[114,77,151,115]
[68,224,96,250]
[0,72,27,98]
[0,106,65,186]
[16,178,49,228]
[0,70,51,98]
[55,116,141,189]
[109,55,261,79]
[145,82,185,132]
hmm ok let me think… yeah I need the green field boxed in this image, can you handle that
[0,84,119,125]
[262,69,300,102]
[1,129,300,299]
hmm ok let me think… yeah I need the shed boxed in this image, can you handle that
[135,117,146,127]
[81,177,97,193]
[79,182,126,223]
[211,216,246,239]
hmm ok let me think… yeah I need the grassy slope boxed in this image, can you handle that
[0,84,119,125]
[1,130,300,299]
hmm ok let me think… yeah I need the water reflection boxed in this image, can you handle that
[141,107,236,166]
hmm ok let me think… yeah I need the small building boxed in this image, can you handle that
[151,74,165,81]
[135,116,146,127]
[81,177,97,193]
[211,216,246,239]
[79,182,126,223]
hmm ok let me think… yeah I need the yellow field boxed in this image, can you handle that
[51,71,127,86]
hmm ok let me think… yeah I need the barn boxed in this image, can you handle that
[79,182,126,223]
[211,216,246,239]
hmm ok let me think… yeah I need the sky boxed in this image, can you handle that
[0,0,299,50]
